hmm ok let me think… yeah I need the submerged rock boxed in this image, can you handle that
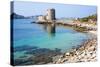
[14,45,38,52]
[13,47,62,65]
[13,38,97,65]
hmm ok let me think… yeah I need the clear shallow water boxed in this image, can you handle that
[12,19,90,59]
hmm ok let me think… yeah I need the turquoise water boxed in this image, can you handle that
[13,19,90,59]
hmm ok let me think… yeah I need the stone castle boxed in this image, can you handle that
[38,8,56,22]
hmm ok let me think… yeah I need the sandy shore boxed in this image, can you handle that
[52,37,97,63]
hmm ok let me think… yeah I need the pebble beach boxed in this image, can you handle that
[52,33,97,63]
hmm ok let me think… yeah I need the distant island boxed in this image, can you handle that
[11,13,39,19]
[11,13,26,19]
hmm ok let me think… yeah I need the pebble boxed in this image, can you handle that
[53,38,97,63]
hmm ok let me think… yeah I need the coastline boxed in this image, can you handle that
[52,35,97,63]
[35,21,97,64]
[13,20,97,65]
[11,2,97,65]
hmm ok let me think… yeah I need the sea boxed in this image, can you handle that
[12,19,91,60]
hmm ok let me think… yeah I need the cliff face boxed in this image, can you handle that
[53,38,97,63]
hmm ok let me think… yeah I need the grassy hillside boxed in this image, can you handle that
[78,14,97,22]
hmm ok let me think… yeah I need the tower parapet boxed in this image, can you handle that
[37,8,56,23]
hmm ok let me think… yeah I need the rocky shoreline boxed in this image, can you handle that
[52,38,97,63]
[13,35,97,66]
[13,28,97,65]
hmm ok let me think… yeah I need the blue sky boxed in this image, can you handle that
[13,1,97,18]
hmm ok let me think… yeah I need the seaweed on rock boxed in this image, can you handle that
[13,45,62,65]
[14,45,38,52]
